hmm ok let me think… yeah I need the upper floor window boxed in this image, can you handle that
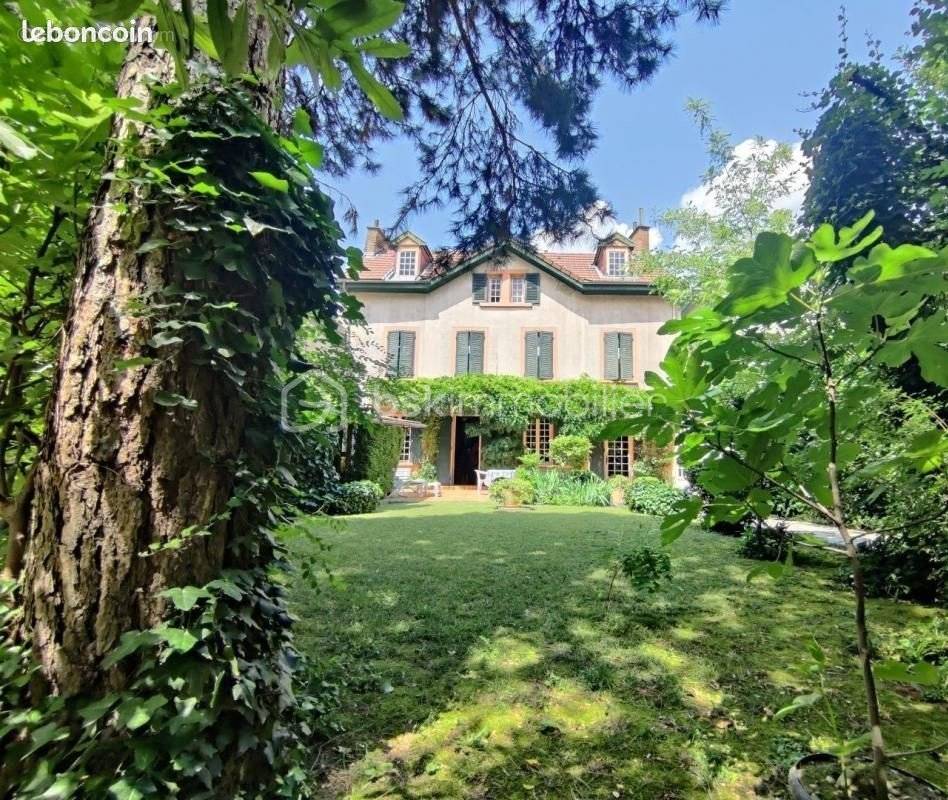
[524,331,554,380]
[604,332,633,381]
[486,275,502,303]
[455,331,485,375]
[473,272,540,305]
[606,249,627,277]
[397,249,417,277]
[386,330,416,377]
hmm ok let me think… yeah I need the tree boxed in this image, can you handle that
[0,1,404,795]
[645,100,803,308]
[801,5,947,249]
[607,213,947,798]
[289,0,724,250]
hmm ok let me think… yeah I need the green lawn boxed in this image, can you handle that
[288,502,947,800]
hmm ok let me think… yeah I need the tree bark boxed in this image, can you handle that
[20,18,277,697]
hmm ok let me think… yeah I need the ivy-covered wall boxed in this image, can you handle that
[376,375,647,440]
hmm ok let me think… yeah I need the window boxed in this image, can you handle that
[524,419,555,463]
[605,437,631,477]
[606,249,627,277]
[509,276,525,303]
[525,331,554,379]
[487,275,502,303]
[397,249,417,277]
[400,428,413,462]
[604,332,633,381]
[386,330,415,377]
[455,331,485,374]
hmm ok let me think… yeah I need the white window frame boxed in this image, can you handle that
[486,274,502,304]
[509,275,526,303]
[605,437,631,477]
[397,249,417,278]
[606,249,627,277]
[400,428,413,462]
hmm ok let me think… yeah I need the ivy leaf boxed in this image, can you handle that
[116,695,167,730]
[250,171,289,192]
[155,624,198,653]
[78,694,119,724]
[154,391,198,410]
[160,585,212,611]
[102,630,160,668]
[113,357,155,372]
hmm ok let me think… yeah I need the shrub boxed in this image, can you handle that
[549,434,592,471]
[418,461,438,481]
[489,477,535,507]
[481,433,524,468]
[531,469,610,506]
[739,522,793,561]
[289,431,343,513]
[624,477,685,516]
[345,422,402,496]
[329,480,384,515]
[878,618,948,702]
[854,527,948,606]
[620,546,673,593]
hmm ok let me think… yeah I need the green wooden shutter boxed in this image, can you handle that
[472,273,487,303]
[397,331,415,377]
[469,331,484,373]
[538,332,554,379]
[604,332,619,380]
[524,331,539,378]
[386,330,400,377]
[455,331,469,375]
[525,273,540,304]
[618,333,633,381]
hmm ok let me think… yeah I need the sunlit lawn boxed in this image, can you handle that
[288,502,947,799]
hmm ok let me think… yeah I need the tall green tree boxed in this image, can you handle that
[801,3,946,248]
[645,100,803,308]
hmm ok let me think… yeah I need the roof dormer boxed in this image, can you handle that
[390,232,431,281]
[593,227,650,278]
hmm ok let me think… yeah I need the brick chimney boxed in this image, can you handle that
[364,219,388,254]
[631,209,649,253]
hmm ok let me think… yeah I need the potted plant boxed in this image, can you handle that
[605,216,948,799]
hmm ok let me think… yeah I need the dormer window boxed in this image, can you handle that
[606,249,627,277]
[397,249,417,278]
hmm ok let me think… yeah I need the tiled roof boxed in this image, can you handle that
[358,248,653,284]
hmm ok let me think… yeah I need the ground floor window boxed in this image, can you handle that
[400,428,413,462]
[605,436,631,477]
[524,418,554,463]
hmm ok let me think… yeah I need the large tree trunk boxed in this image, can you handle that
[20,21,275,697]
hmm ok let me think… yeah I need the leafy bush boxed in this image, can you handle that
[489,477,535,507]
[855,527,948,606]
[329,481,384,515]
[878,618,948,701]
[624,477,685,516]
[620,546,673,593]
[481,433,524,468]
[549,434,592,471]
[739,522,793,561]
[345,422,402,496]
[531,469,610,506]
[290,431,343,513]
[418,461,438,482]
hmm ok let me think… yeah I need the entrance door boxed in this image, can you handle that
[452,416,480,485]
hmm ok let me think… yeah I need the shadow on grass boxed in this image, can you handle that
[288,504,948,800]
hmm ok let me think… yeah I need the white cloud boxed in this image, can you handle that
[532,200,653,252]
[679,138,809,218]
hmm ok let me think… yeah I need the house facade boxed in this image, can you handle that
[346,221,679,486]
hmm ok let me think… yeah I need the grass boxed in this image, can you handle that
[287,502,948,800]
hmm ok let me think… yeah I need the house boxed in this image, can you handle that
[346,221,679,486]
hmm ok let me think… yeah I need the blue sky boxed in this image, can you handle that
[332,0,916,249]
